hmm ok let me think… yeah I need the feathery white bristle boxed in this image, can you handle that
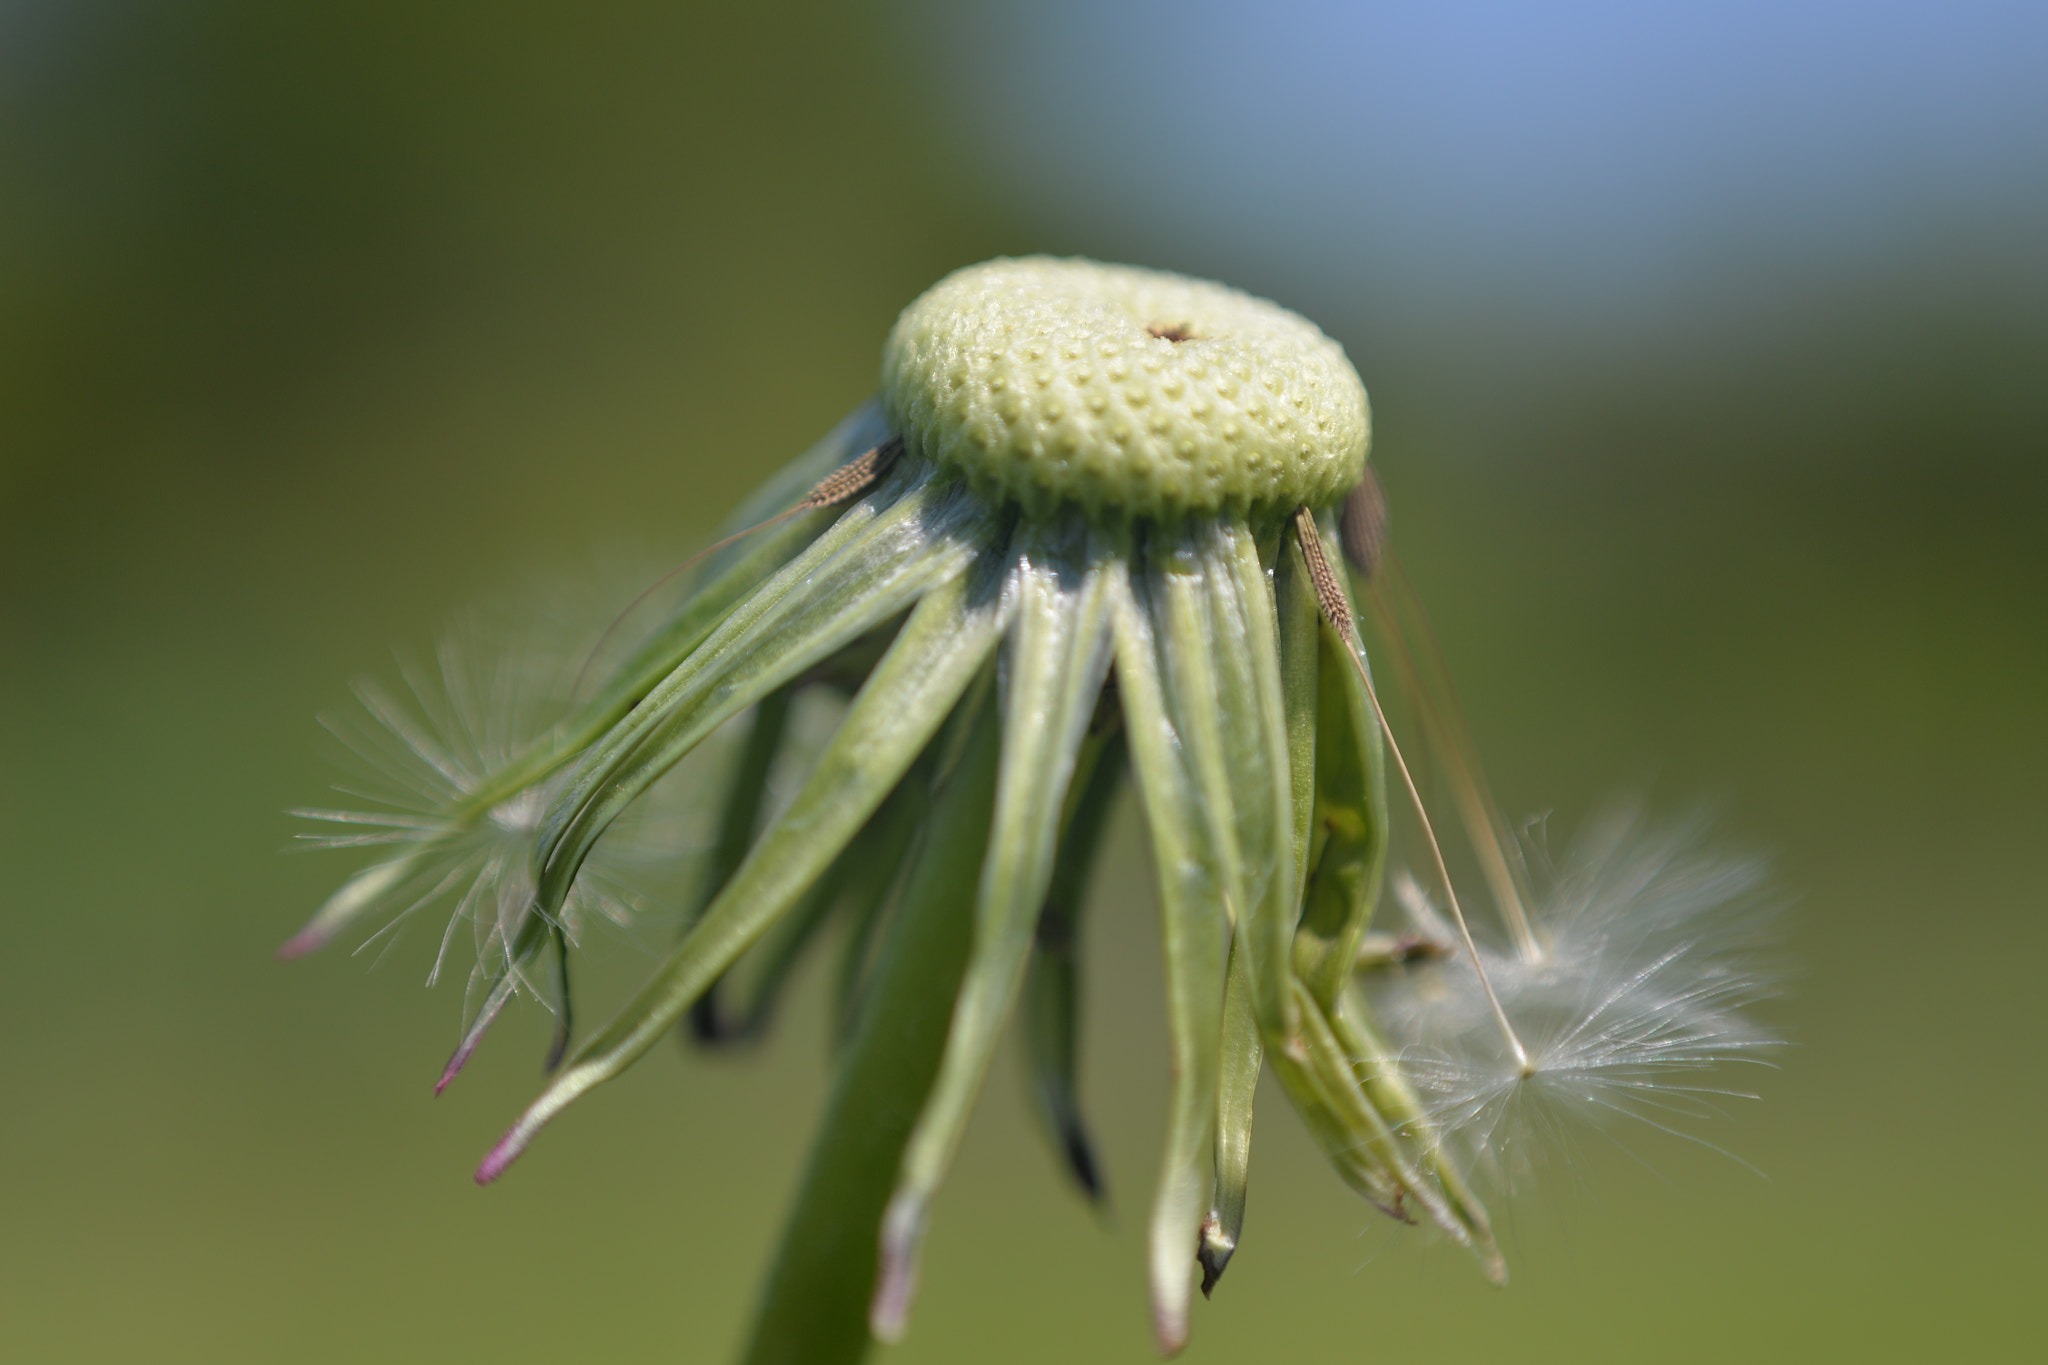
[1369,806,1781,1187]
[293,587,722,996]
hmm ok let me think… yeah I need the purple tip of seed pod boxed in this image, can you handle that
[869,1195,926,1343]
[434,1044,476,1097]
[435,989,514,1095]
[1152,1302,1191,1358]
[274,924,331,961]
[474,1136,517,1185]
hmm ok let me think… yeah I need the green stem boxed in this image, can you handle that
[738,676,1000,1365]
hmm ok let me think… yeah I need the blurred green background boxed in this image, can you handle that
[4,3,2043,1361]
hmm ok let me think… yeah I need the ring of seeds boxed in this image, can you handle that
[880,256,1371,521]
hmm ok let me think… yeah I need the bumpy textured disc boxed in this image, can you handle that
[881,257,1371,521]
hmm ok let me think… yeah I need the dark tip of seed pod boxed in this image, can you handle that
[1338,467,1388,579]
[1063,1123,1106,1204]
[542,945,574,1072]
[543,1016,571,1073]
[1197,1214,1235,1299]
[687,990,735,1046]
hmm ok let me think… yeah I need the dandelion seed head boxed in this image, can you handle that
[882,257,1369,521]
[289,257,1796,1349]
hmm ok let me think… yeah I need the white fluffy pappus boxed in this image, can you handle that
[1365,804,1784,1189]
[286,587,726,1005]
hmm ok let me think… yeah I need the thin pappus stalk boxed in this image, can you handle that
[1294,506,1533,1077]
[1342,471,1542,962]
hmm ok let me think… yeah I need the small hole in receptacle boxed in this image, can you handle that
[1147,324,1196,343]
